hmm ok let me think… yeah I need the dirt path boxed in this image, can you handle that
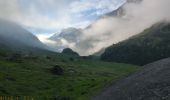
[92,58,170,100]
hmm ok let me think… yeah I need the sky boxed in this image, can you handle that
[73,0,170,55]
[1,0,170,56]
[0,0,125,35]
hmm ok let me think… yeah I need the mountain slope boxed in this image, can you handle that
[0,19,48,52]
[62,48,79,56]
[0,43,139,100]
[101,23,170,65]
[93,58,170,100]
[49,28,82,51]
[50,28,82,42]
[93,48,105,57]
[48,0,142,54]
[104,0,142,17]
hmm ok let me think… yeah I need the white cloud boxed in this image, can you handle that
[71,0,170,55]
[4,0,167,56]
[0,0,125,34]
[70,0,125,15]
[37,34,56,44]
[0,0,20,20]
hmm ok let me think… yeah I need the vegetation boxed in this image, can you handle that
[62,48,79,56]
[101,23,170,65]
[0,49,139,100]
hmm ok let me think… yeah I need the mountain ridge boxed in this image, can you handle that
[0,19,49,52]
[101,22,170,65]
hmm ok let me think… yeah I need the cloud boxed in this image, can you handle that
[70,0,170,55]
[0,0,20,20]
[70,0,125,15]
[2,0,169,56]
[0,0,124,34]
[36,34,54,44]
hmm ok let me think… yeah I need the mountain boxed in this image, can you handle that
[0,21,138,100]
[127,0,142,3]
[47,0,143,56]
[93,48,105,56]
[104,0,142,17]
[0,19,48,52]
[93,58,170,100]
[50,28,82,42]
[62,48,79,56]
[49,28,82,51]
[101,23,170,65]
[104,7,124,17]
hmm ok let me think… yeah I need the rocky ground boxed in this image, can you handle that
[93,58,170,100]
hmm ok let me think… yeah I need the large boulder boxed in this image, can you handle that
[51,65,64,75]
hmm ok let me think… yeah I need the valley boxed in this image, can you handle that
[0,49,139,100]
[0,0,170,100]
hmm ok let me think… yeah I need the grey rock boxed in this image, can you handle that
[93,58,170,100]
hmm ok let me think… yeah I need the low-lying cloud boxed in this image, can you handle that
[1,0,170,56]
[0,0,125,34]
[70,0,170,55]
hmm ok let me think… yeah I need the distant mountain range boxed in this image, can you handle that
[101,22,170,65]
[49,28,82,51]
[49,0,143,54]
[50,28,82,42]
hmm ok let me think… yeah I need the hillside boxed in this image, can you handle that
[0,47,139,100]
[93,58,170,100]
[104,0,142,17]
[93,48,105,57]
[62,48,79,56]
[49,28,82,51]
[47,0,141,54]
[0,19,48,52]
[101,23,170,65]
[0,19,140,100]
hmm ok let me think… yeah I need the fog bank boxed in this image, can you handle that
[72,0,170,55]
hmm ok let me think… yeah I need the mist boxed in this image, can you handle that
[0,19,48,50]
[0,0,170,56]
[70,0,170,56]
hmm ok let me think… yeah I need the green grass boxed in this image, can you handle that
[0,54,139,100]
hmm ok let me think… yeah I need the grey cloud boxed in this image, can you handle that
[71,0,170,56]
[1,0,170,56]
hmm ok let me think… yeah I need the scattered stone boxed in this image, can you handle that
[6,53,22,62]
[53,96,70,100]
[81,91,88,95]
[0,86,9,94]
[69,57,74,61]
[4,76,16,81]
[51,64,64,75]
[68,68,77,75]
[46,56,51,60]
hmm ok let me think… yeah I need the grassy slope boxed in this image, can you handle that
[0,51,139,100]
[101,23,170,65]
